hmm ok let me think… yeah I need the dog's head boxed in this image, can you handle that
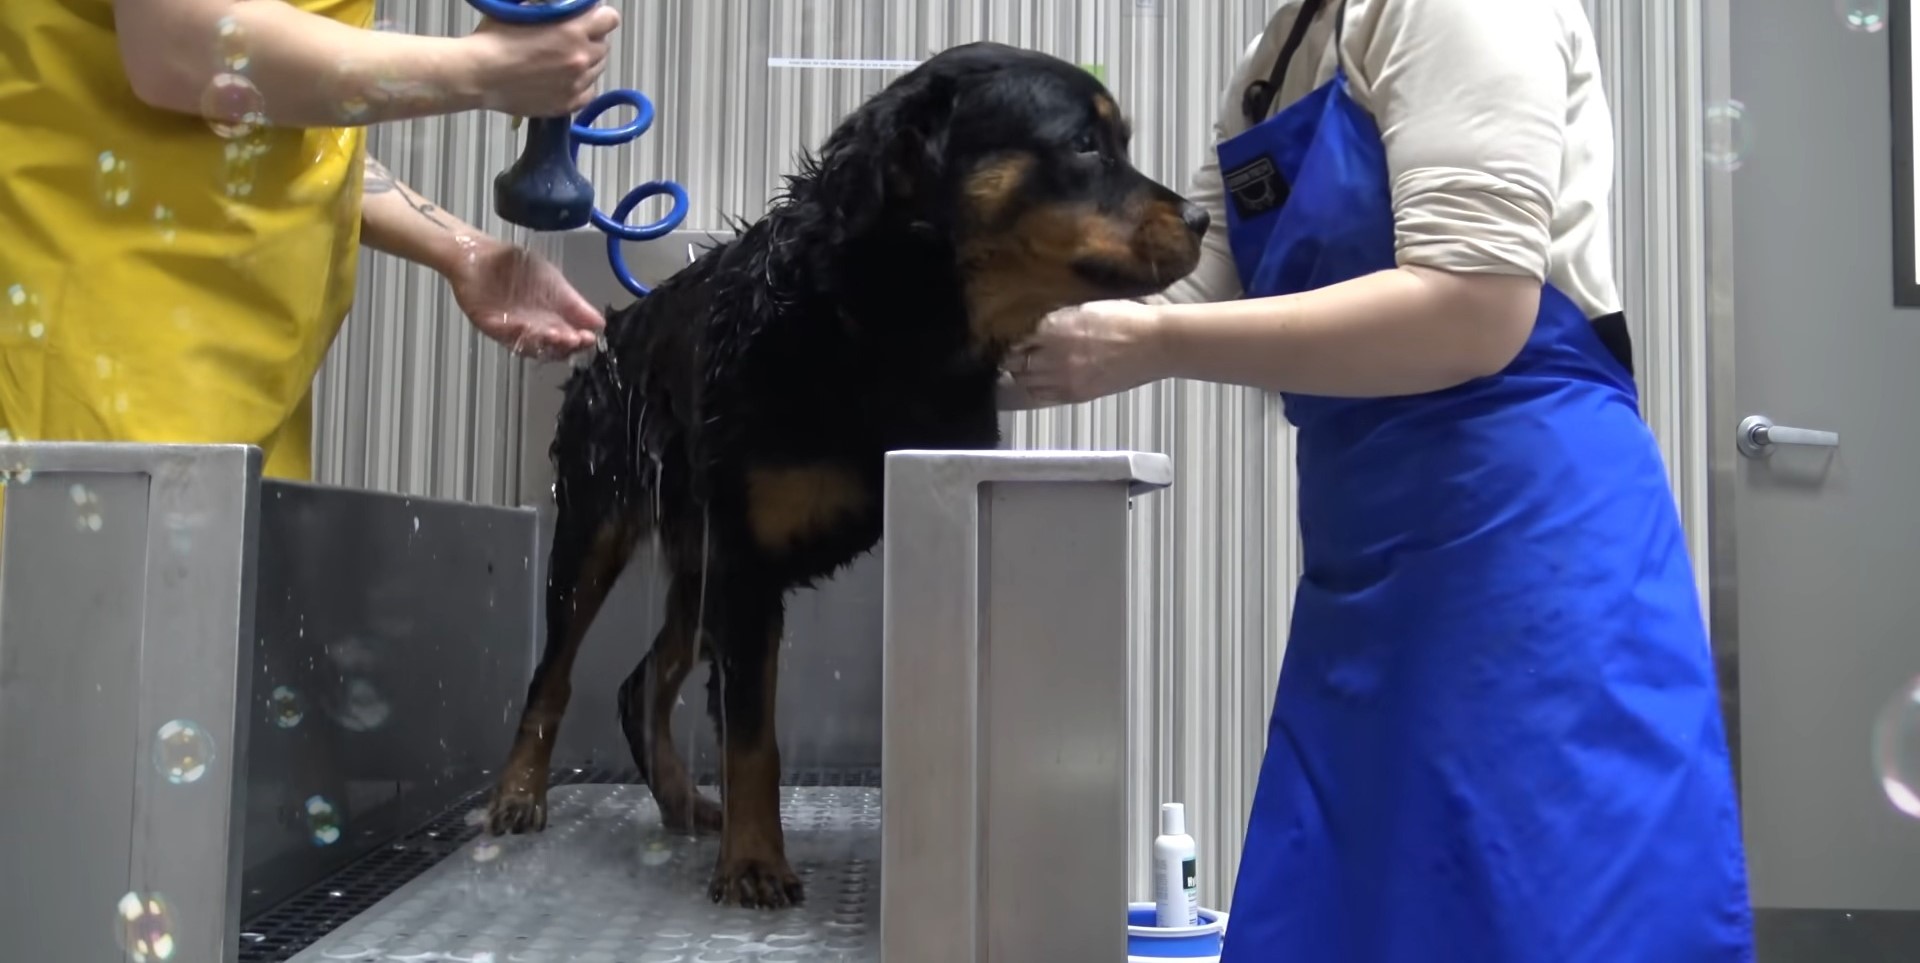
[807,42,1209,347]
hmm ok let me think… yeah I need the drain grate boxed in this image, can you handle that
[238,768,881,963]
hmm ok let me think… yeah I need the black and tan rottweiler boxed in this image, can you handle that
[483,40,1208,909]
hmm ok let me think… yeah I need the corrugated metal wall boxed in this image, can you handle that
[317,0,1708,909]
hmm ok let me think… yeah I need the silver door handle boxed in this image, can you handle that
[1738,414,1839,457]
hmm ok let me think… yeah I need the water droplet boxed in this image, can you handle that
[154,720,214,785]
[1704,99,1753,173]
[270,686,304,728]
[214,15,250,71]
[202,72,266,139]
[115,891,178,961]
[305,794,343,845]
[2,283,44,340]
[1837,0,1887,32]
[1874,678,1920,817]
[96,151,133,209]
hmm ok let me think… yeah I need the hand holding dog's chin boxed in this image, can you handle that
[446,237,605,361]
[1007,299,1168,406]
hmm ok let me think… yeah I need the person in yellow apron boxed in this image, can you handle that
[0,0,623,480]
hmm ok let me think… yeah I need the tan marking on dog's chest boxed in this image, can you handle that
[746,464,868,552]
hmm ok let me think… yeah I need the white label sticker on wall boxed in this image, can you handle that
[767,57,925,71]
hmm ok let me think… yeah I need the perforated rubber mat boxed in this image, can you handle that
[279,784,881,963]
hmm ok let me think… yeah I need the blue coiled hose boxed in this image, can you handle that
[467,0,689,298]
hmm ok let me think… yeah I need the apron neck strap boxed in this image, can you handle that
[1240,0,1349,127]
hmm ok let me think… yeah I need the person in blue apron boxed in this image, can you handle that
[1003,0,1756,959]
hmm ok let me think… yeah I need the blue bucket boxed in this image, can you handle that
[1126,901,1229,962]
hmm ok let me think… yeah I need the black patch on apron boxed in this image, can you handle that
[1591,311,1633,377]
[1223,156,1290,222]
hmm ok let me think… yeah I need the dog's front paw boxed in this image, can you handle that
[708,853,805,909]
[486,776,549,835]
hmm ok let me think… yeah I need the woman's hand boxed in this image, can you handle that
[447,239,605,360]
[1006,299,1168,406]
[461,4,621,117]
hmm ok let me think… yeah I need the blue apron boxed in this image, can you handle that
[1214,4,1756,961]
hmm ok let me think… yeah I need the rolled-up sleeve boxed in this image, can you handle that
[1357,0,1570,280]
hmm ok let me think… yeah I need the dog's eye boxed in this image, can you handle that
[1072,131,1100,155]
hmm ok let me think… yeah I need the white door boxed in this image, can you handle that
[1715,0,1920,957]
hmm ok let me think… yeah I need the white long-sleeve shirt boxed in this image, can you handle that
[1159,0,1622,323]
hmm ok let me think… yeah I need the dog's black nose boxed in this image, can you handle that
[1181,203,1210,237]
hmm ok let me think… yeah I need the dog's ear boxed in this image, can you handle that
[811,69,957,236]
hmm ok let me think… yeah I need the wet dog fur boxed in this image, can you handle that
[482,41,1207,909]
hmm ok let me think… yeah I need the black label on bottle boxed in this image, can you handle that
[1182,857,1197,891]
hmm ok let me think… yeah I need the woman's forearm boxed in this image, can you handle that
[114,0,484,127]
[359,157,487,278]
[1153,265,1542,398]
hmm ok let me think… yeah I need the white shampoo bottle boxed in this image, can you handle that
[1152,801,1199,927]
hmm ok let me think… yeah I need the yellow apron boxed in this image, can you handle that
[0,0,373,481]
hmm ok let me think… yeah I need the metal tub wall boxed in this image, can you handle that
[319,0,1713,907]
[240,480,539,918]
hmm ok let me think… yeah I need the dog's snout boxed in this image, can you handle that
[1180,203,1211,237]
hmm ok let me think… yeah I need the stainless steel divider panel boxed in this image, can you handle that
[0,442,542,961]
[0,443,263,963]
[881,449,1173,963]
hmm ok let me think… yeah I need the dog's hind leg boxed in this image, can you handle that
[487,497,638,836]
[617,572,723,834]
[707,580,804,909]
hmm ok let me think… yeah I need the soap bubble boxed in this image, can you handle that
[96,151,133,209]
[201,72,266,140]
[2,283,44,341]
[328,60,376,123]
[115,891,178,962]
[152,205,177,244]
[153,720,214,785]
[213,15,250,72]
[305,795,342,845]
[269,686,304,728]
[70,483,103,532]
[1837,0,1888,32]
[1873,678,1920,818]
[1704,99,1753,172]
[220,136,267,200]
[329,677,392,732]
